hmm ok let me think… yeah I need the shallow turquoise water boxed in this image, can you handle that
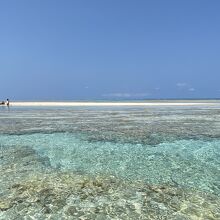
[0,105,220,219]
[0,132,220,194]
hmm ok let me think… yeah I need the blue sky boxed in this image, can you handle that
[0,0,220,100]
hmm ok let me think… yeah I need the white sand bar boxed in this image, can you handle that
[11,101,220,107]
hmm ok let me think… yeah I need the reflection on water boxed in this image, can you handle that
[0,105,220,219]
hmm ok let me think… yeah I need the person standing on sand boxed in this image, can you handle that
[6,99,9,106]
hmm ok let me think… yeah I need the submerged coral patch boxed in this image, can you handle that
[0,145,220,219]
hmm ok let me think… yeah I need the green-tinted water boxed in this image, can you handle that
[0,105,220,219]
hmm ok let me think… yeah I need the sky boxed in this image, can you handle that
[0,0,220,100]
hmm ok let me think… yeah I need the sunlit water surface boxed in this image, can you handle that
[0,104,220,219]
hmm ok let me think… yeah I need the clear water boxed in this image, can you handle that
[0,105,220,219]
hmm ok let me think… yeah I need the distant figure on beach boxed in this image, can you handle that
[6,99,9,106]
[0,101,5,105]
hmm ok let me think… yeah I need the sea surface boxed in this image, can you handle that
[0,103,220,219]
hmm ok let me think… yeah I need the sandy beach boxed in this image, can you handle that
[10,101,220,107]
